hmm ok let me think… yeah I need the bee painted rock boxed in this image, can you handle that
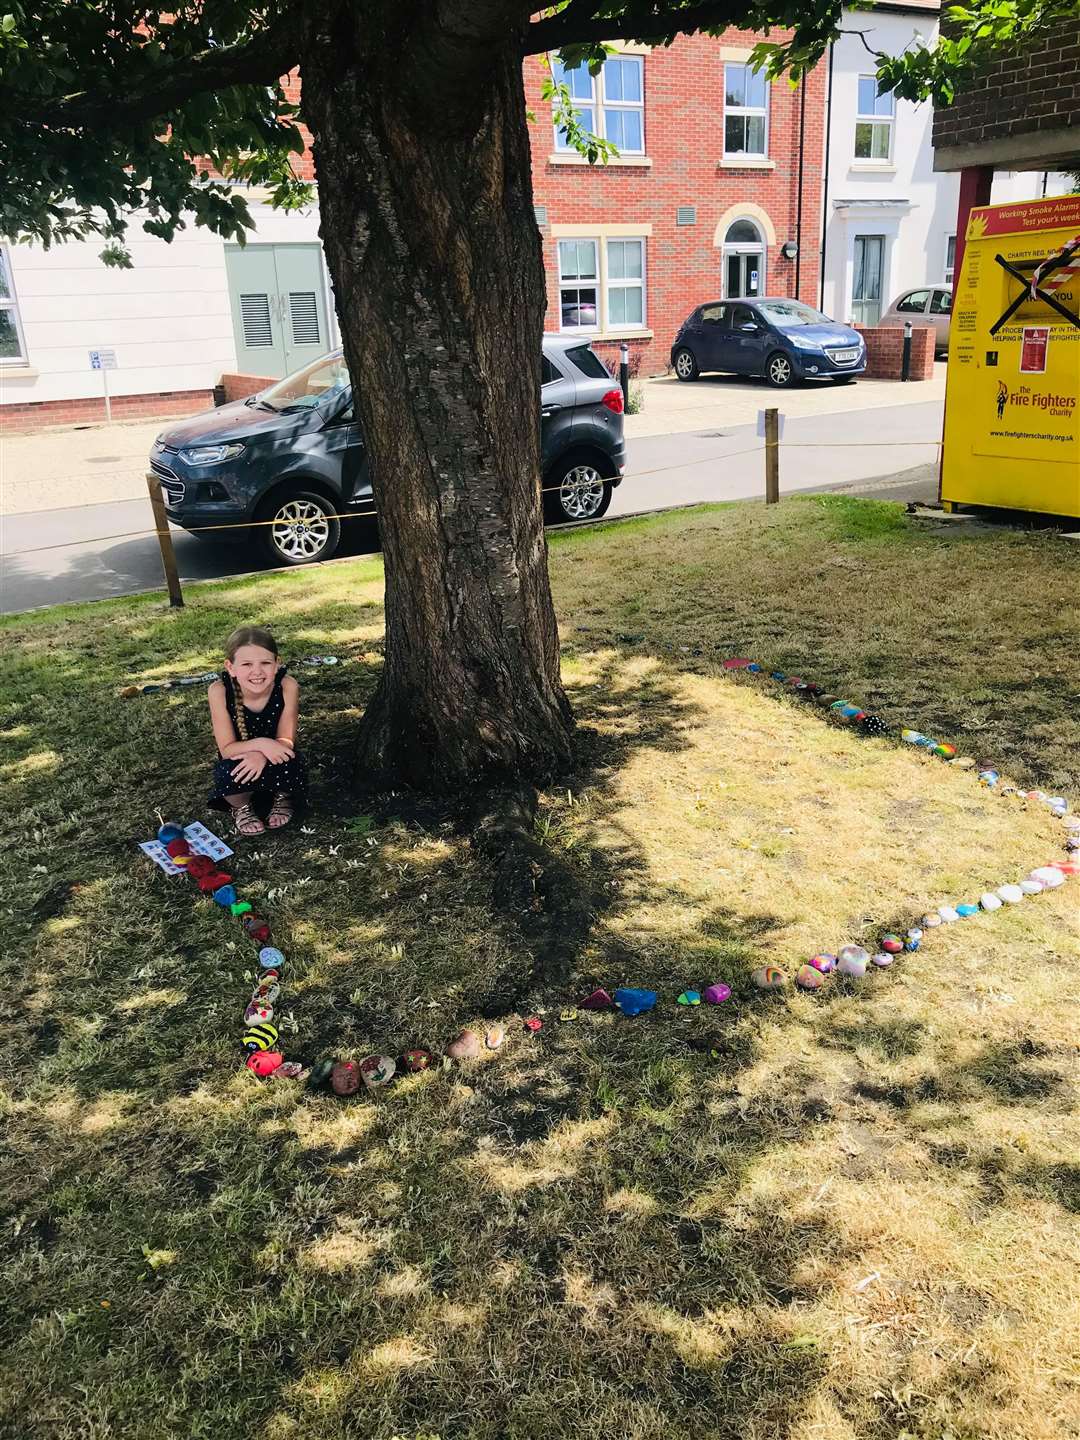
[360,1054,396,1089]
[837,945,869,977]
[808,953,836,974]
[401,1049,433,1073]
[880,934,904,954]
[703,983,731,1005]
[796,965,825,990]
[331,1060,360,1096]
[752,966,787,989]
[243,1022,279,1053]
[613,988,657,1017]
[244,1001,274,1025]
[246,1050,283,1078]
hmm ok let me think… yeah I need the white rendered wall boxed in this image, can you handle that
[0,200,323,407]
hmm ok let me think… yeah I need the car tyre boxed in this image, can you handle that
[258,488,341,566]
[673,347,700,382]
[765,351,796,388]
[544,452,613,525]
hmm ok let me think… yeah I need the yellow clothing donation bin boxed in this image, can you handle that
[942,193,1080,518]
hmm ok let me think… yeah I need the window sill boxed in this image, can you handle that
[850,162,897,173]
[560,330,654,342]
[0,364,39,379]
[548,153,653,168]
[718,157,775,170]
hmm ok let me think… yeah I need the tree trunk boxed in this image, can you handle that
[300,6,573,792]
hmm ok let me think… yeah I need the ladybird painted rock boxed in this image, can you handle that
[703,984,731,1005]
[360,1054,396,1089]
[243,1022,279,1053]
[402,1049,433,1072]
[796,965,825,990]
[836,945,869,977]
[752,966,788,990]
[524,1016,544,1032]
[808,953,836,974]
[447,1029,482,1060]
[580,988,614,1010]
[331,1060,360,1096]
[880,934,904,954]
[246,1050,283,1078]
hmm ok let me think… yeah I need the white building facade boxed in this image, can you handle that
[820,0,1071,327]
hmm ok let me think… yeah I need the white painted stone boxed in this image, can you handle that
[997,884,1024,904]
[980,893,1003,911]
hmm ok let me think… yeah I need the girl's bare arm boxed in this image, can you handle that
[208,681,265,759]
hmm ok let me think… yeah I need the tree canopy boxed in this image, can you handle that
[3,0,1075,265]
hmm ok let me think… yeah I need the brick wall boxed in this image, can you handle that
[0,389,215,435]
[854,325,935,380]
[932,18,1080,164]
[221,372,275,402]
[526,32,826,376]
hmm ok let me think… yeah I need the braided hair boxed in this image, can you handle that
[224,625,278,743]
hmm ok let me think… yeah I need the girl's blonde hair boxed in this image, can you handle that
[224,625,278,661]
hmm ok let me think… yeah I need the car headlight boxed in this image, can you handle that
[790,333,821,351]
[178,442,245,466]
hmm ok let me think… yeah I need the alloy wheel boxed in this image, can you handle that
[768,355,792,386]
[558,465,606,520]
[675,350,696,379]
[270,499,331,561]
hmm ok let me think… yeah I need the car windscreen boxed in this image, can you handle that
[756,301,830,327]
[259,353,351,412]
[564,344,611,379]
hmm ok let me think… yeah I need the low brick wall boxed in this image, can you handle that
[0,388,215,435]
[588,339,648,382]
[221,372,275,402]
[854,325,935,381]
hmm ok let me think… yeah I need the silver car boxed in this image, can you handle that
[878,286,952,355]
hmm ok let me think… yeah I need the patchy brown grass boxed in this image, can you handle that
[1,496,1078,1440]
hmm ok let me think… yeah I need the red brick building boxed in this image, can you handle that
[525,33,826,376]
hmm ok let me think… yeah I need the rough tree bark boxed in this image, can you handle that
[301,1,573,793]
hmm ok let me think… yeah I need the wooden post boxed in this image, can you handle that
[146,472,184,607]
[764,407,780,504]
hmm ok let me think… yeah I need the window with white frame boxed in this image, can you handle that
[855,76,894,160]
[551,54,644,153]
[0,247,28,364]
[724,64,769,158]
[557,237,646,333]
[945,235,956,286]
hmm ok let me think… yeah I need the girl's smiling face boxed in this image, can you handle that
[227,644,277,694]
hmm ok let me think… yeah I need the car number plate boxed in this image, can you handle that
[832,348,858,363]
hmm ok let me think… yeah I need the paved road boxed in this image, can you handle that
[1,399,943,614]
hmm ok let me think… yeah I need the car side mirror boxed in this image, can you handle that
[740,323,759,332]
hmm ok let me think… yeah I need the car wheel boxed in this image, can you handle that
[766,351,796,388]
[259,489,341,566]
[673,348,699,382]
[545,455,613,524]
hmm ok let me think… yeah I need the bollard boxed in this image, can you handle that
[764,408,780,504]
[901,320,912,382]
[146,472,184,607]
[619,342,630,412]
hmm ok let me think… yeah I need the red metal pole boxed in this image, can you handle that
[953,165,993,281]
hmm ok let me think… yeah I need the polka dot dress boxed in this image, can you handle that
[208,666,308,812]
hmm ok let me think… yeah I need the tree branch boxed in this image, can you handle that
[526,0,745,54]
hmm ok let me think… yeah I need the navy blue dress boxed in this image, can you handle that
[207,667,308,812]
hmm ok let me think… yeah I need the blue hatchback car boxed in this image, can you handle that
[671,298,866,388]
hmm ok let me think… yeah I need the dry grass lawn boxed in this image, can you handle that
[1,496,1078,1440]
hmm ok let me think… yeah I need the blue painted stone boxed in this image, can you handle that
[613,987,658,1017]
[259,947,285,970]
[157,821,185,844]
[212,884,237,907]
[770,671,787,682]
[956,903,979,917]
[747,663,762,673]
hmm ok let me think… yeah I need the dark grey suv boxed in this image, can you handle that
[151,336,627,566]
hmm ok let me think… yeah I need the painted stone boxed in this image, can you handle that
[938,906,960,923]
[830,700,849,711]
[860,715,889,736]
[186,855,214,880]
[331,1060,360,1096]
[922,913,943,928]
[904,931,921,952]
[245,1001,274,1025]
[817,694,838,706]
[580,988,614,1010]
[212,885,238,907]
[275,1062,305,1080]
[1051,859,1080,875]
[839,704,862,718]
[307,1059,335,1087]
[230,901,253,917]
[795,965,825,990]
[978,770,999,787]
[808,953,836,974]
[1019,878,1044,895]
[360,1054,396,1089]
[165,837,191,858]
[722,657,754,669]
[752,966,788,990]
[955,757,977,769]
[447,1029,482,1060]
[747,663,762,672]
[524,1016,544,1032]
[933,743,957,759]
[613,988,658,1016]
[157,821,186,844]
[402,1049,433,1072]
[485,1026,505,1050]
[880,934,904,953]
[559,1009,579,1022]
[871,952,893,968]
[901,729,927,745]
[678,990,702,1006]
[243,1022,279,1053]
[259,947,285,970]
[997,883,1024,904]
[254,981,280,1005]
[771,671,787,682]
[1030,866,1066,888]
[837,946,868,978]
[980,892,1003,911]
[246,1050,283,1078]
[955,903,980,917]
[703,984,732,1005]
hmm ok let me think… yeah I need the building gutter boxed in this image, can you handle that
[795,71,807,295]
[819,40,835,309]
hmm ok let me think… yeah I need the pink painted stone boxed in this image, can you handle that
[722,657,754,670]
[580,988,614,1010]
[880,934,904,954]
[703,983,731,1005]
[446,1029,481,1060]
[795,965,825,990]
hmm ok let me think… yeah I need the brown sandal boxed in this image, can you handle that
[267,793,293,830]
[233,802,265,837]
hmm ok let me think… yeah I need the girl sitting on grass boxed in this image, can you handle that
[207,625,306,836]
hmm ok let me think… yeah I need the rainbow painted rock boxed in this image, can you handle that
[678,990,701,1006]
[259,947,285,970]
[933,743,957,759]
[795,965,825,990]
[871,952,893,968]
[447,1029,482,1059]
[157,821,186,844]
[243,1022,279,1053]
[955,903,980,918]
[331,1060,360,1095]
[997,883,1024,904]
[703,983,731,1005]
[360,1054,396,1089]
[613,988,657,1016]
[880,934,904,954]
[402,1049,433,1072]
[980,892,1003,912]
[580,988,614,1010]
[246,1050,283,1078]
[938,906,960,923]
[244,1001,274,1025]
[752,966,788,990]
[837,946,869,978]
[808,953,836,974]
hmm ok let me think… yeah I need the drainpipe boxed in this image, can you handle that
[795,70,807,298]
[819,41,835,310]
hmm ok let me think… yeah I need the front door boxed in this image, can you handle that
[724,251,763,300]
[225,243,330,379]
[852,236,885,327]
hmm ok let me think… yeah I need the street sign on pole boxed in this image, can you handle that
[88,348,118,422]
